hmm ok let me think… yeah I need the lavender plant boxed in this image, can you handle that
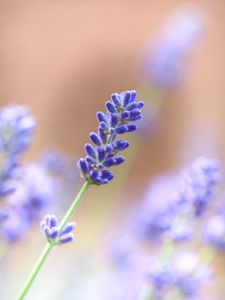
[146,251,211,299]
[0,105,35,196]
[1,163,57,242]
[141,7,205,90]
[134,157,220,243]
[109,157,220,300]
[16,90,144,300]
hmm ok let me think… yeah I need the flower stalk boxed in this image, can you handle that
[16,181,90,300]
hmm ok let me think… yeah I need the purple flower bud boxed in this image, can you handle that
[49,228,59,239]
[78,158,89,174]
[130,90,137,102]
[89,132,102,146]
[116,125,128,134]
[100,169,111,177]
[99,121,108,131]
[104,158,115,167]
[49,215,58,228]
[105,144,113,153]
[114,156,125,165]
[126,124,137,132]
[105,101,117,113]
[59,233,74,244]
[126,102,137,111]
[61,222,76,235]
[111,93,121,107]
[137,101,144,108]
[129,109,141,119]
[128,115,141,121]
[121,91,131,107]
[86,156,96,164]
[113,140,130,151]
[121,110,130,120]
[110,114,119,128]
[89,169,99,181]
[96,111,107,123]
[97,148,106,162]
[98,127,107,144]
[85,144,96,159]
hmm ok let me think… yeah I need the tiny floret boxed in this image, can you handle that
[77,90,144,185]
[40,214,76,245]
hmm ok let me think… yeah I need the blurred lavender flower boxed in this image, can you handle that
[0,105,35,156]
[172,252,211,297]
[134,157,220,242]
[205,214,225,251]
[0,105,35,196]
[77,90,144,185]
[134,174,179,241]
[141,7,205,90]
[147,252,211,299]
[41,214,76,245]
[1,163,57,242]
[40,150,75,176]
[39,149,78,195]
[177,157,220,215]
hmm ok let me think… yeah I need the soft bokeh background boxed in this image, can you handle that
[0,1,225,299]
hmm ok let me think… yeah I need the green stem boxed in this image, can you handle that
[16,181,90,300]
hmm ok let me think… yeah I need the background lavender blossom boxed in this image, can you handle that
[141,7,205,90]
[0,105,35,196]
[1,162,57,242]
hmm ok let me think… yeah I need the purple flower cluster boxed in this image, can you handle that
[134,157,220,243]
[177,157,220,215]
[1,163,57,242]
[114,157,219,299]
[0,105,35,196]
[134,174,178,241]
[41,214,76,245]
[147,252,211,298]
[141,8,205,90]
[78,90,144,185]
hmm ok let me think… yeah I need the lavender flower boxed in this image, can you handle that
[0,105,35,196]
[134,174,179,241]
[39,149,78,195]
[41,214,76,245]
[77,90,144,185]
[205,214,225,251]
[0,105,35,156]
[147,252,211,299]
[40,149,75,176]
[134,157,220,242]
[1,210,29,242]
[141,7,205,90]
[177,157,220,215]
[172,252,211,297]
[1,163,57,242]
